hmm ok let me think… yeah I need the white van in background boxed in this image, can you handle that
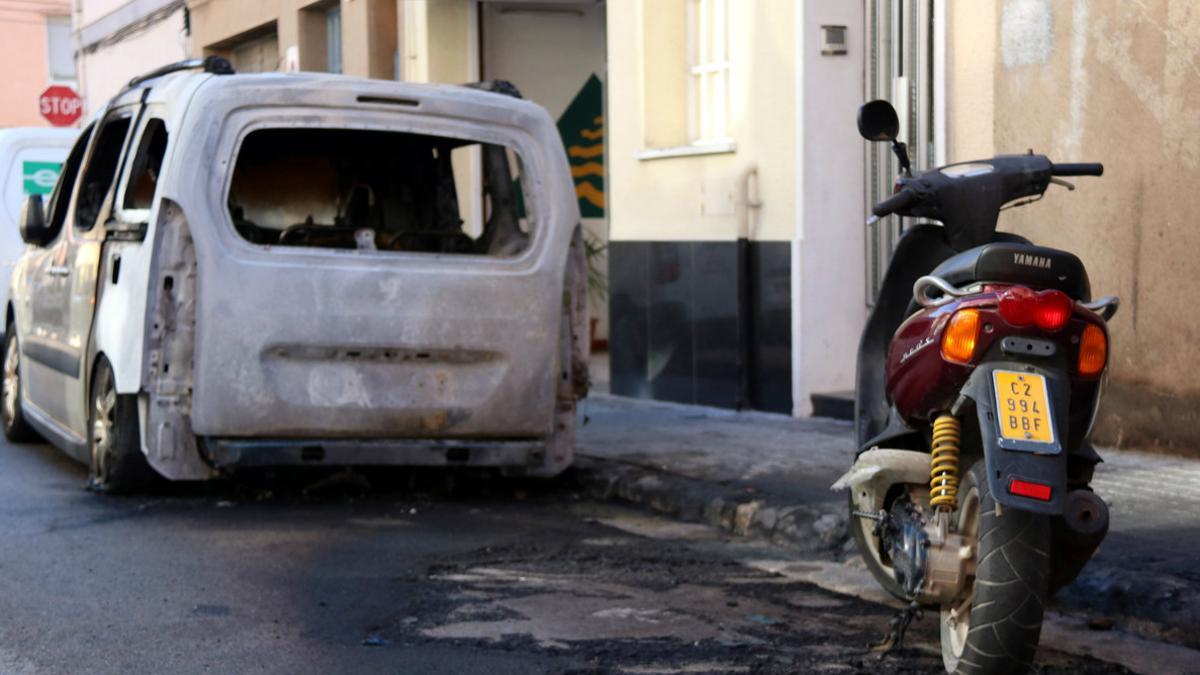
[0,128,79,335]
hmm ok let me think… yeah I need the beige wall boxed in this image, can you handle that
[946,0,996,162]
[422,0,474,83]
[0,1,72,128]
[948,0,1200,452]
[608,0,797,243]
[190,0,395,78]
[190,0,283,59]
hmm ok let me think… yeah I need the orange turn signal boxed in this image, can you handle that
[942,309,981,363]
[1078,324,1107,377]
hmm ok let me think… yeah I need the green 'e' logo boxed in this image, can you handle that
[22,161,62,195]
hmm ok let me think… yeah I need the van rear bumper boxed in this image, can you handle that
[204,437,545,469]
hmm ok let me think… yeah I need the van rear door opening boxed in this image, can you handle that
[228,128,532,256]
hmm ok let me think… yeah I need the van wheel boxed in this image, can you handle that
[88,358,156,494]
[941,460,1049,674]
[2,327,38,442]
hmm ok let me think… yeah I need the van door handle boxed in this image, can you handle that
[48,265,70,277]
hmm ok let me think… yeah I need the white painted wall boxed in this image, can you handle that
[77,5,190,116]
[791,0,867,415]
[79,0,128,27]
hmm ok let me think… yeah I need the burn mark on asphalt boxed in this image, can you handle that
[355,535,1131,675]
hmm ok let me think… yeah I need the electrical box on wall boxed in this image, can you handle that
[821,25,847,55]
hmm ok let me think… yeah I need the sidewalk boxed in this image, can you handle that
[572,393,1200,650]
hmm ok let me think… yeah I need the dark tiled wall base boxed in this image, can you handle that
[608,240,792,414]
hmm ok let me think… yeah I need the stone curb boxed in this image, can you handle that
[570,456,852,558]
[569,453,1200,652]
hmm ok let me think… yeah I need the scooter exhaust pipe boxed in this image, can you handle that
[1064,489,1109,536]
[1051,489,1109,591]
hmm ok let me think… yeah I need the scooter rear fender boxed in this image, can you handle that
[960,361,1071,515]
[833,448,932,514]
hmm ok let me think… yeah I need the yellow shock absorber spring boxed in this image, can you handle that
[930,414,962,511]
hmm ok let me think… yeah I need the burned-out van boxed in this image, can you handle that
[3,58,589,492]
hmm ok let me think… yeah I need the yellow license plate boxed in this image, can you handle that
[993,370,1054,443]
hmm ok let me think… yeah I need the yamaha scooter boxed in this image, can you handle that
[834,100,1117,674]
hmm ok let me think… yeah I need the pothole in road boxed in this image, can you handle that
[379,538,949,674]
[367,508,1141,675]
[422,567,771,647]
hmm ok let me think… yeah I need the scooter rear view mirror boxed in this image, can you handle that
[857,100,899,142]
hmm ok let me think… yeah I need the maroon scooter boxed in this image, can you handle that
[834,100,1117,674]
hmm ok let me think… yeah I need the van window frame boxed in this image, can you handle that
[39,122,95,247]
[112,110,170,227]
[72,106,137,233]
[220,119,544,263]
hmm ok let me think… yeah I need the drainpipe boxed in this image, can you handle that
[735,164,763,410]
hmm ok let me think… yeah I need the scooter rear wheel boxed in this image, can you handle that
[847,491,908,601]
[941,460,1049,674]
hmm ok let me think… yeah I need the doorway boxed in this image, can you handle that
[479,1,608,345]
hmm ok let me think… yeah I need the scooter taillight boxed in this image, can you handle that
[998,286,1072,331]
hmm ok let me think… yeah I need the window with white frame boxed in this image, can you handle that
[46,16,76,82]
[687,0,731,144]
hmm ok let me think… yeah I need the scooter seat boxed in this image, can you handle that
[929,242,1091,301]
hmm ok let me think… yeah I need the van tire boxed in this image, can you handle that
[2,327,38,443]
[88,357,157,494]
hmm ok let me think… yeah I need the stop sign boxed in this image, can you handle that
[39,85,83,127]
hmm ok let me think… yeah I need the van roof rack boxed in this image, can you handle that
[127,56,235,89]
[462,80,523,99]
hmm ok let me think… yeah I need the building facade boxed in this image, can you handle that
[172,0,1194,451]
[607,0,866,415]
[74,0,192,118]
[0,0,75,128]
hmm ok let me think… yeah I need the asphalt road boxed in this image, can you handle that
[0,437,1133,675]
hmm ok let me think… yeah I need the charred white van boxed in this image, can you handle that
[0,128,78,337]
[2,58,589,492]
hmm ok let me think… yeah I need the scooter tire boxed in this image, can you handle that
[942,460,1050,675]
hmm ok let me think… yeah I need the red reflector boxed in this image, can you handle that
[1008,478,1053,501]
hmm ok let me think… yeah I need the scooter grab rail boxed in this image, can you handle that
[913,275,974,308]
[915,275,1121,322]
[1081,295,1120,321]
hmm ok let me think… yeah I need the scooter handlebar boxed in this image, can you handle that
[872,188,919,218]
[1051,162,1104,177]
